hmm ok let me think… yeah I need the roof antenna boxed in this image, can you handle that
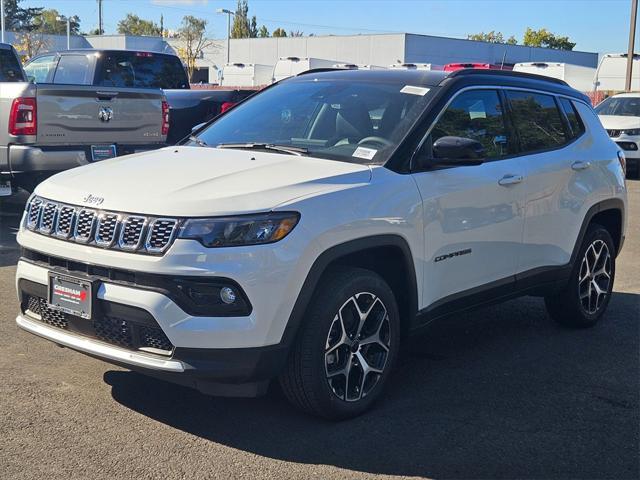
[500,50,507,70]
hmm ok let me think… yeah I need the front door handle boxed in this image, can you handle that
[498,174,524,186]
[571,160,591,171]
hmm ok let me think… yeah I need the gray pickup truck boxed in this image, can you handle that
[0,43,167,196]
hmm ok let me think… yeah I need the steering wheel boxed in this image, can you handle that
[357,136,393,148]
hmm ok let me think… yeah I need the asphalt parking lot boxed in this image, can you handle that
[0,183,638,480]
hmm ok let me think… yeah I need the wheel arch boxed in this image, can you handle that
[280,235,419,348]
[571,198,626,263]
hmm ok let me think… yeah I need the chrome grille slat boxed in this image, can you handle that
[74,209,96,243]
[54,206,76,238]
[23,196,178,256]
[145,218,178,253]
[38,202,58,234]
[95,213,120,247]
[119,216,147,250]
[26,197,44,230]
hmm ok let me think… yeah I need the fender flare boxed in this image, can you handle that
[278,234,419,348]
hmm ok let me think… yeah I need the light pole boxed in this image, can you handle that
[1,0,5,43]
[216,8,235,64]
[626,0,638,91]
[56,15,77,50]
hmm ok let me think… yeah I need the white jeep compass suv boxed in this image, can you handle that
[16,69,627,419]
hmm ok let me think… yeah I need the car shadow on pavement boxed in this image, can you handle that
[107,292,639,479]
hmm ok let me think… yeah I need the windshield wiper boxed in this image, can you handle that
[189,135,209,147]
[216,142,308,156]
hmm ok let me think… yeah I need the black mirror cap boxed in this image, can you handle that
[432,136,485,166]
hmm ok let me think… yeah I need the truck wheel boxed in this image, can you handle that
[545,224,616,328]
[279,267,400,420]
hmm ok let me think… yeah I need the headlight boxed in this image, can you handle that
[622,128,640,136]
[178,212,300,247]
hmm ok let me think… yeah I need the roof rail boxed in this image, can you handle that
[446,68,569,86]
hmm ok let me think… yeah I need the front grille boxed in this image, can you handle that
[23,293,174,355]
[24,196,180,255]
[608,129,621,138]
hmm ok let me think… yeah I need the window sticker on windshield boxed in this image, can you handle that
[401,85,430,96]
[353,146,378,160]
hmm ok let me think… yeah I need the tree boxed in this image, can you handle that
[176,15,215,82]
[258,25,269,38]
[14,30,50,61]
[272,28,287,38]
[522,28,575,50]
[231,0,251,38]
[2,0,43,32]
[467,31,517,45]
[32,9,81,35]
[117,13,161,36]
[250,16,258,38]
[289,30,304,37]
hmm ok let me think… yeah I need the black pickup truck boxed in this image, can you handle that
[24,49,257,144]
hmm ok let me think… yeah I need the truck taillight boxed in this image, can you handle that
[9,97,37,136]
[162,100,169,136]
[220,102,236,113]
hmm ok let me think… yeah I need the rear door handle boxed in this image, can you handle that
[571,160,591,171]
[498,174,524,186]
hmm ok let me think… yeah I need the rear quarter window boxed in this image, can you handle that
[506,90,568,152]
[559,97,585,139]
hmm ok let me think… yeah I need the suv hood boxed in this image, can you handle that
[35,146,372,216]
[598,115,640,130]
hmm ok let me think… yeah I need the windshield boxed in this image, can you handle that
[190,78,434,164]
[0,49,25,82]
[595,96,640,116]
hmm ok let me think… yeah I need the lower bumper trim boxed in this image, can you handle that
[16,314,185,372]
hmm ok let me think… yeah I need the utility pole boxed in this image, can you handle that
[97,0,103,35]
[625,0,638,91]
[1,0,5,43]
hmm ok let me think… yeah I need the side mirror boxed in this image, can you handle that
[432,136,485,166]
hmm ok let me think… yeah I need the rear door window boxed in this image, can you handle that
[0,48,25,82]
[559,98,585,138]
[24,55,57,83]
[506,90,567,152]
[97,52,188,89]
[53,55,93,85]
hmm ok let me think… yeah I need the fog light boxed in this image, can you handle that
[220,287,236,304]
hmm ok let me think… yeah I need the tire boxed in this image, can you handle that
[279,266,401,420]
[545,224,616,328]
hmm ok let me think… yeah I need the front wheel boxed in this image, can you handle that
[545,224,616,328]
[279,267,400,420]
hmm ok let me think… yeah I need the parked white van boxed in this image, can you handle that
[272,57,337,82]
[513,62,596,92]
[593,53,640,91]
[220,63,273,87]
[389,63,441,71]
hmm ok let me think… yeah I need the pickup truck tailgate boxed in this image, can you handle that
[35,85,165,145]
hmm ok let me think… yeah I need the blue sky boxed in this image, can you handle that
[21,0,640,53]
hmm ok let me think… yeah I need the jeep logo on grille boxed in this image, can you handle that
[98,106,113,122]
[83,194,104,206]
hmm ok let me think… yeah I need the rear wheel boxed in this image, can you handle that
[545,224,615,328]
[279,267,400,420]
